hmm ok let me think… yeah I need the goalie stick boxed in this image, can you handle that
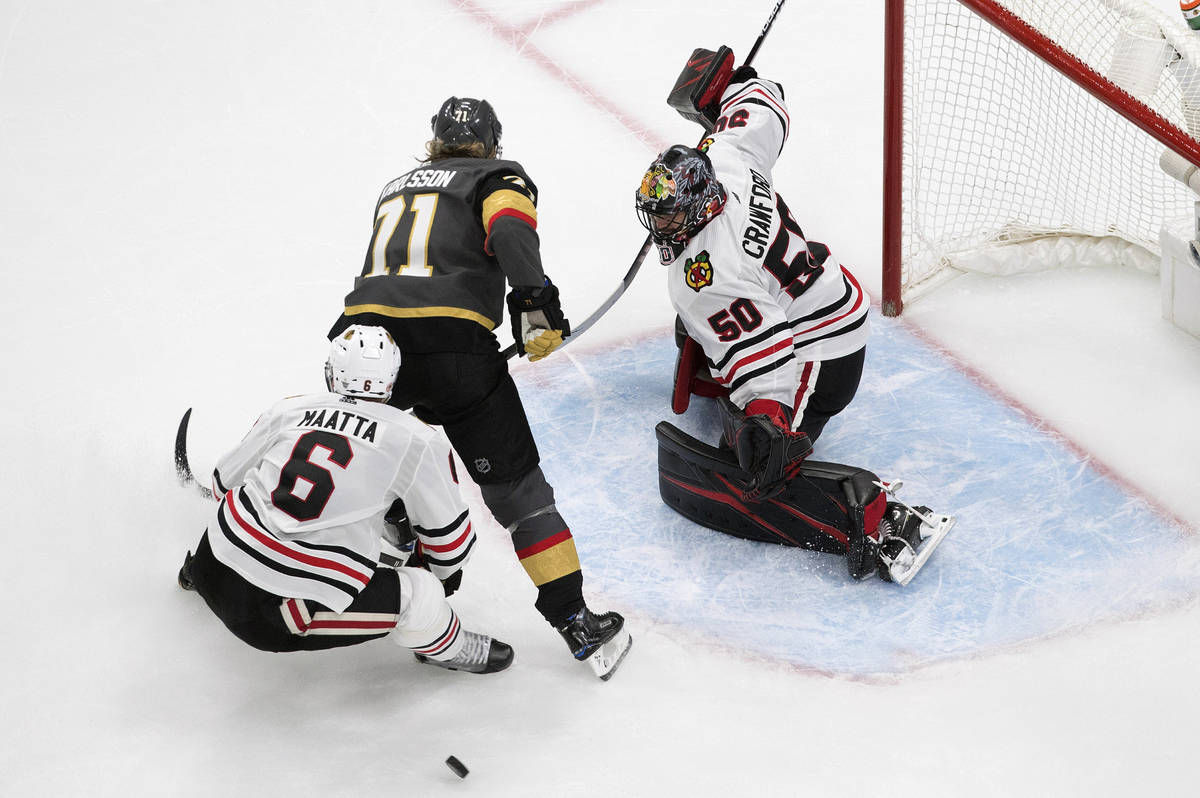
[503,0,788,361]
[174,407,214,499]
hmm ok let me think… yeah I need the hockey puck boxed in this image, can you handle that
[445,756,469,778]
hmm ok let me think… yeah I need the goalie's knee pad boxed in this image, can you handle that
[672,317,728,414]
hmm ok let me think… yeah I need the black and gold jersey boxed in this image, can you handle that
[337,156,545,353]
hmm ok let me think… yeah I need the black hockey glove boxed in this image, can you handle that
[439,569,463,597]
[507,276,571,361]
[379,499,419,567]
[728,65,758,89]
[733,399,813,502]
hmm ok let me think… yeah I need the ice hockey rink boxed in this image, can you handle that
[2,0,1199,795]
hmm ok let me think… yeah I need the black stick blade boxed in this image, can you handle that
[174,408,213,499]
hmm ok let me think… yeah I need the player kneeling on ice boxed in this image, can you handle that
[177,325,510,673]
[637,48,954,585]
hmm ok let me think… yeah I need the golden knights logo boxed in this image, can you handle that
[684,250,714,292]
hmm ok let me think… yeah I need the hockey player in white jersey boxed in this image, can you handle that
[177,326,511,673]
[638,49,954,585]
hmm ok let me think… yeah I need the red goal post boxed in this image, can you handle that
[882,0,1200,316]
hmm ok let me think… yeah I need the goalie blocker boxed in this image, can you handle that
[655,421,955,585]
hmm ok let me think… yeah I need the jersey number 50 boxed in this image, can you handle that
[708,298,763,342]
[764,196,828,299]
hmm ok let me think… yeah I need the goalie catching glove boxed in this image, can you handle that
[507,276,571,361]
[666,45,759,130]
[732,399,813,502]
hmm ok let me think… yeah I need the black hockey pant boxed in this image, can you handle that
[187,533,402,652]
[386,349,585,626]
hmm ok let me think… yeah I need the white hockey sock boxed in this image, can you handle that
[390,567,464,662]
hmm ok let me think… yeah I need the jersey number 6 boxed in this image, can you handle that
[271,430,354,521]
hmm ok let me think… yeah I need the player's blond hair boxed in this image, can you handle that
[422,139,494,163]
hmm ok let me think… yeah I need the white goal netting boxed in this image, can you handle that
[896,0,1200,305]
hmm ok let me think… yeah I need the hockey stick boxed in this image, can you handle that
[501,236,653,360]
[174,407,214,499]
[744,0,788,67]
[504,0,788,361]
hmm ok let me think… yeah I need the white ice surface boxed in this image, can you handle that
[1,1,1198,796]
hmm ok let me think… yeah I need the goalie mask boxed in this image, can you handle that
[431,96,503,157]
[324,325,402,401]
[635,144,727,253]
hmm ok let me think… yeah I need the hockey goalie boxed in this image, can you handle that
[635,47,955,585]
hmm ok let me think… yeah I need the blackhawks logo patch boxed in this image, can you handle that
[697,137,715,153]
[639,164,676,201]
[684,250,714,292]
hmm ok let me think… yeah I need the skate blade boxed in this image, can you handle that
[586,627,632,681]
[889,514,956,587]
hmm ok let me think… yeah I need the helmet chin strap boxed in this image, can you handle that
[657,239,686,264]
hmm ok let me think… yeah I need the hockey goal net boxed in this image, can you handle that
[883,0,1200,315]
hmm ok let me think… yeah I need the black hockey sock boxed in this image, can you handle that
[534,571,585,628]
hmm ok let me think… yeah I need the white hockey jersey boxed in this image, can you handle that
[207,393,474,612]
[665,77,870,412]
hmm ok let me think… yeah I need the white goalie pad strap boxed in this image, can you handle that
[279,598,398,637]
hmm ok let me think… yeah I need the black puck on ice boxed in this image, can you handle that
[445,755,469,778]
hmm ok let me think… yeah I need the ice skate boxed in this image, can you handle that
[876,500,956,586]
[414,630,514,674]
[557,606,632,681]
[177,550,196,591]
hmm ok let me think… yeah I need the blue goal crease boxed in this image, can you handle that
[513,318,1200,675]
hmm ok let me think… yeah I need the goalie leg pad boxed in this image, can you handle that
[656,422,882,558]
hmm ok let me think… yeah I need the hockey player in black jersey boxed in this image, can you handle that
[639,50,956,586]
[328,97,630,679]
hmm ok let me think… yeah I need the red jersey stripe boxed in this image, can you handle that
[793,267,865,337]
[224,492,371,586]
[713,337,794,386]
[422,523,473,553]
[721,86,790,127]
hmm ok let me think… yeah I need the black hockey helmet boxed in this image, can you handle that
[431,96,503,156]
[635,144,727,246]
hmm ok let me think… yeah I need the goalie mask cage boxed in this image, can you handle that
[883,0,1200,316]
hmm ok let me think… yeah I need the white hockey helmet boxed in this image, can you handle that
[324,325,402,400]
